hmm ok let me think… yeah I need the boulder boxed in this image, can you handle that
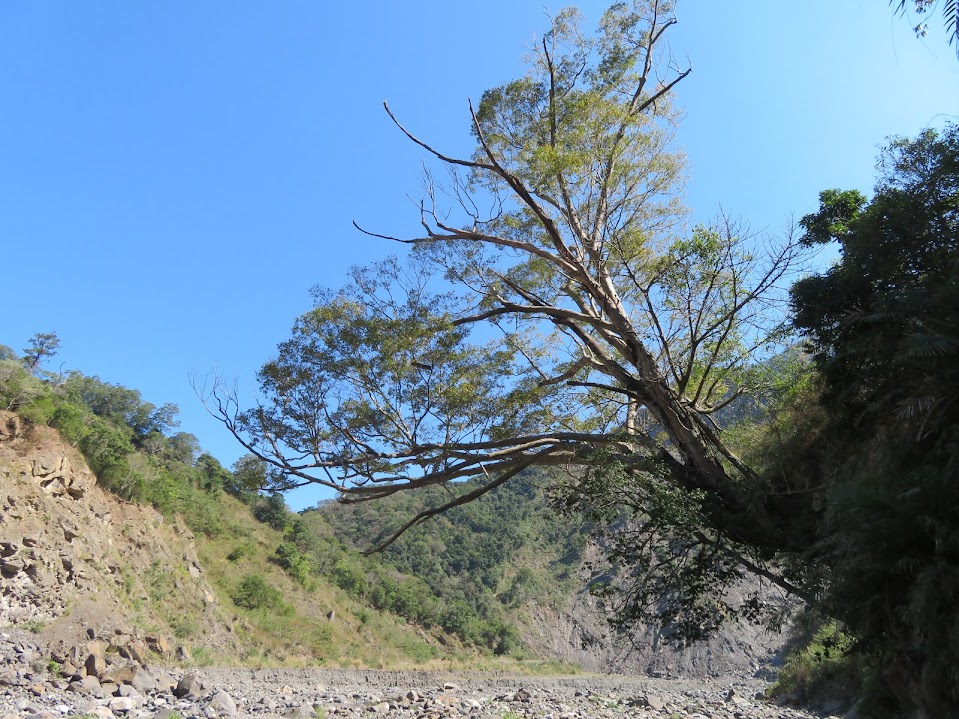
[84,653,105,679]
[174,672,204,699]
[208,689,238,717]
[146,634,172,657]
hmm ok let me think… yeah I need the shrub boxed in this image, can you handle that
[232,574,283,610]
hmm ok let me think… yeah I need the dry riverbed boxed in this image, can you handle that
[1,631,833,719]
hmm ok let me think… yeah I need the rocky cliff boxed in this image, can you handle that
[0,410,239,672]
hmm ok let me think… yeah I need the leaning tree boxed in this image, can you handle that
[212,0,813,632]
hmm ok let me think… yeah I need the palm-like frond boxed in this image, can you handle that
[891,0,959,55]
[945,0,959,52]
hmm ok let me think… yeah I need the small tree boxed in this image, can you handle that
[22,332,60,375]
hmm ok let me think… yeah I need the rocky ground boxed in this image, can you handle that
[0,629,838,719]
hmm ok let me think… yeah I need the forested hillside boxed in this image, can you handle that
[1,339,787,678]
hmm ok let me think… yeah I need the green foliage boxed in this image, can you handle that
[769,622,861,707]
[21,331,60,374]
[306,471,582,654]
[273,541,313,585]
[0,355,46,411]
[232,573,285,611]
[788,124,959,714]
[227,543,254,562]
[61,373,179,443]
[792,125,959,437]
[21,619,45,633]
[253,494,291,532]
[229,454,280,498]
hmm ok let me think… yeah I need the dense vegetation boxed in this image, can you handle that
[307,471,586,653]
[785,126,959,715]
[1,345,231,537]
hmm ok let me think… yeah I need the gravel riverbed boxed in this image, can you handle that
[1,631,834,719]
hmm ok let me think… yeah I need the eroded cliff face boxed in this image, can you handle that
[515,544,789,678]
[0,411,238,662]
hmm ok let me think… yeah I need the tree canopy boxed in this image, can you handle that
[213,0,809,580]
[212,3,958,711]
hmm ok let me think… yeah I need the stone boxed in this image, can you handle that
[284,704,316,719]
[174,672,203,699]
[73,675,102,693]
[117,684,142,699]
[640,694,666,711]
[117,641,148,665]
[152,669,176,693]
[146,634,172,656]
[85,652,106,678]
[511,688,531,703]
[108,696,136,712]
[208,689,238,717]
[0,559,23,577]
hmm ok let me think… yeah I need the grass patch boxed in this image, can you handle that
[768,621,860,708]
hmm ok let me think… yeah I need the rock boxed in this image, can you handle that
[116,684,141,699]
[285,704,316,719]
[84,653,106,679]
[511,688,532,703]
[108,696,136,712]
[0,558,23,577]
[146,634,172,657]
[640,694,666,711]
[152,669,176,693]
[117,640,148,665]
[174,672,204,699]
[69,675,101,693]
[208,689,238,717]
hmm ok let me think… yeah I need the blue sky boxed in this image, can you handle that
[3,1,957,510]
